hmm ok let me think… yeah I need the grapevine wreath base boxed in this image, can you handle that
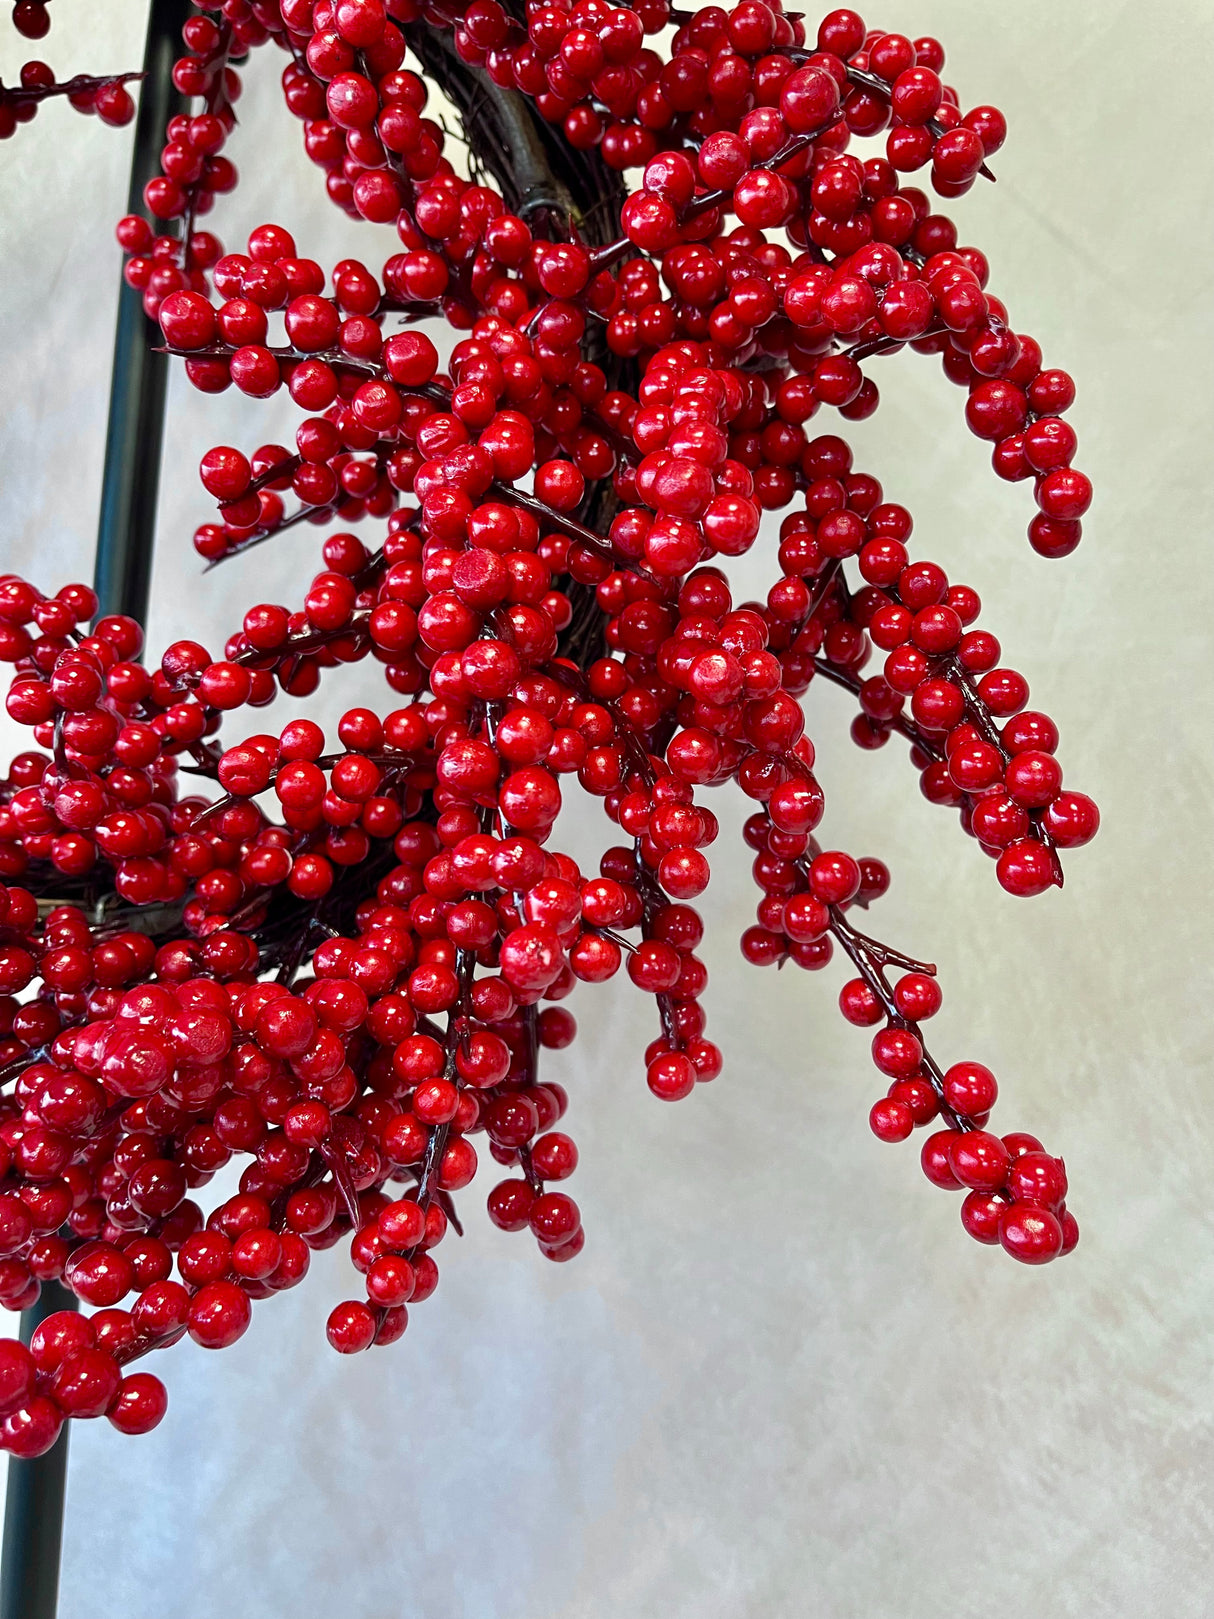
[0,1,1097,1458]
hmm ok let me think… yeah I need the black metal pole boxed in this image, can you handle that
[0,1285,75,1619]
[1,5,188,1616]
[93,0,192,624]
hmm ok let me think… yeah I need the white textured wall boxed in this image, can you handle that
[1,4,1212,1615]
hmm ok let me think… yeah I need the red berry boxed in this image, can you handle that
[107,1373,169,1435]
[187,1282,252,1349]
[998,1203,1064,1264]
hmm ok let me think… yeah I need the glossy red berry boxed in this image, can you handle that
[998,1203,1064,1264]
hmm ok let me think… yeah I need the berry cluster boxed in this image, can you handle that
[784,462,1099,894]
[0,61,138,137]
[1,3,138,138]
[1,1,1095,1456]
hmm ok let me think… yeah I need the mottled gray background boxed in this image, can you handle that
[1,3,1211,1615]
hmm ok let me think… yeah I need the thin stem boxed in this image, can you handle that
[1,70,145,107]
[811,657,944,763]
[489,480,615,563]
[844,324,948,363]
[825,902,969,1133]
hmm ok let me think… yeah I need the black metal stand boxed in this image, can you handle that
[0,1284,75,1619]
[0,4,188,1615]
[94,0,191,624]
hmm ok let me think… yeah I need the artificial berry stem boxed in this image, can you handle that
[1,69,143,107]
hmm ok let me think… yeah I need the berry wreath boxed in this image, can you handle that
[0,0,1096,1502]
